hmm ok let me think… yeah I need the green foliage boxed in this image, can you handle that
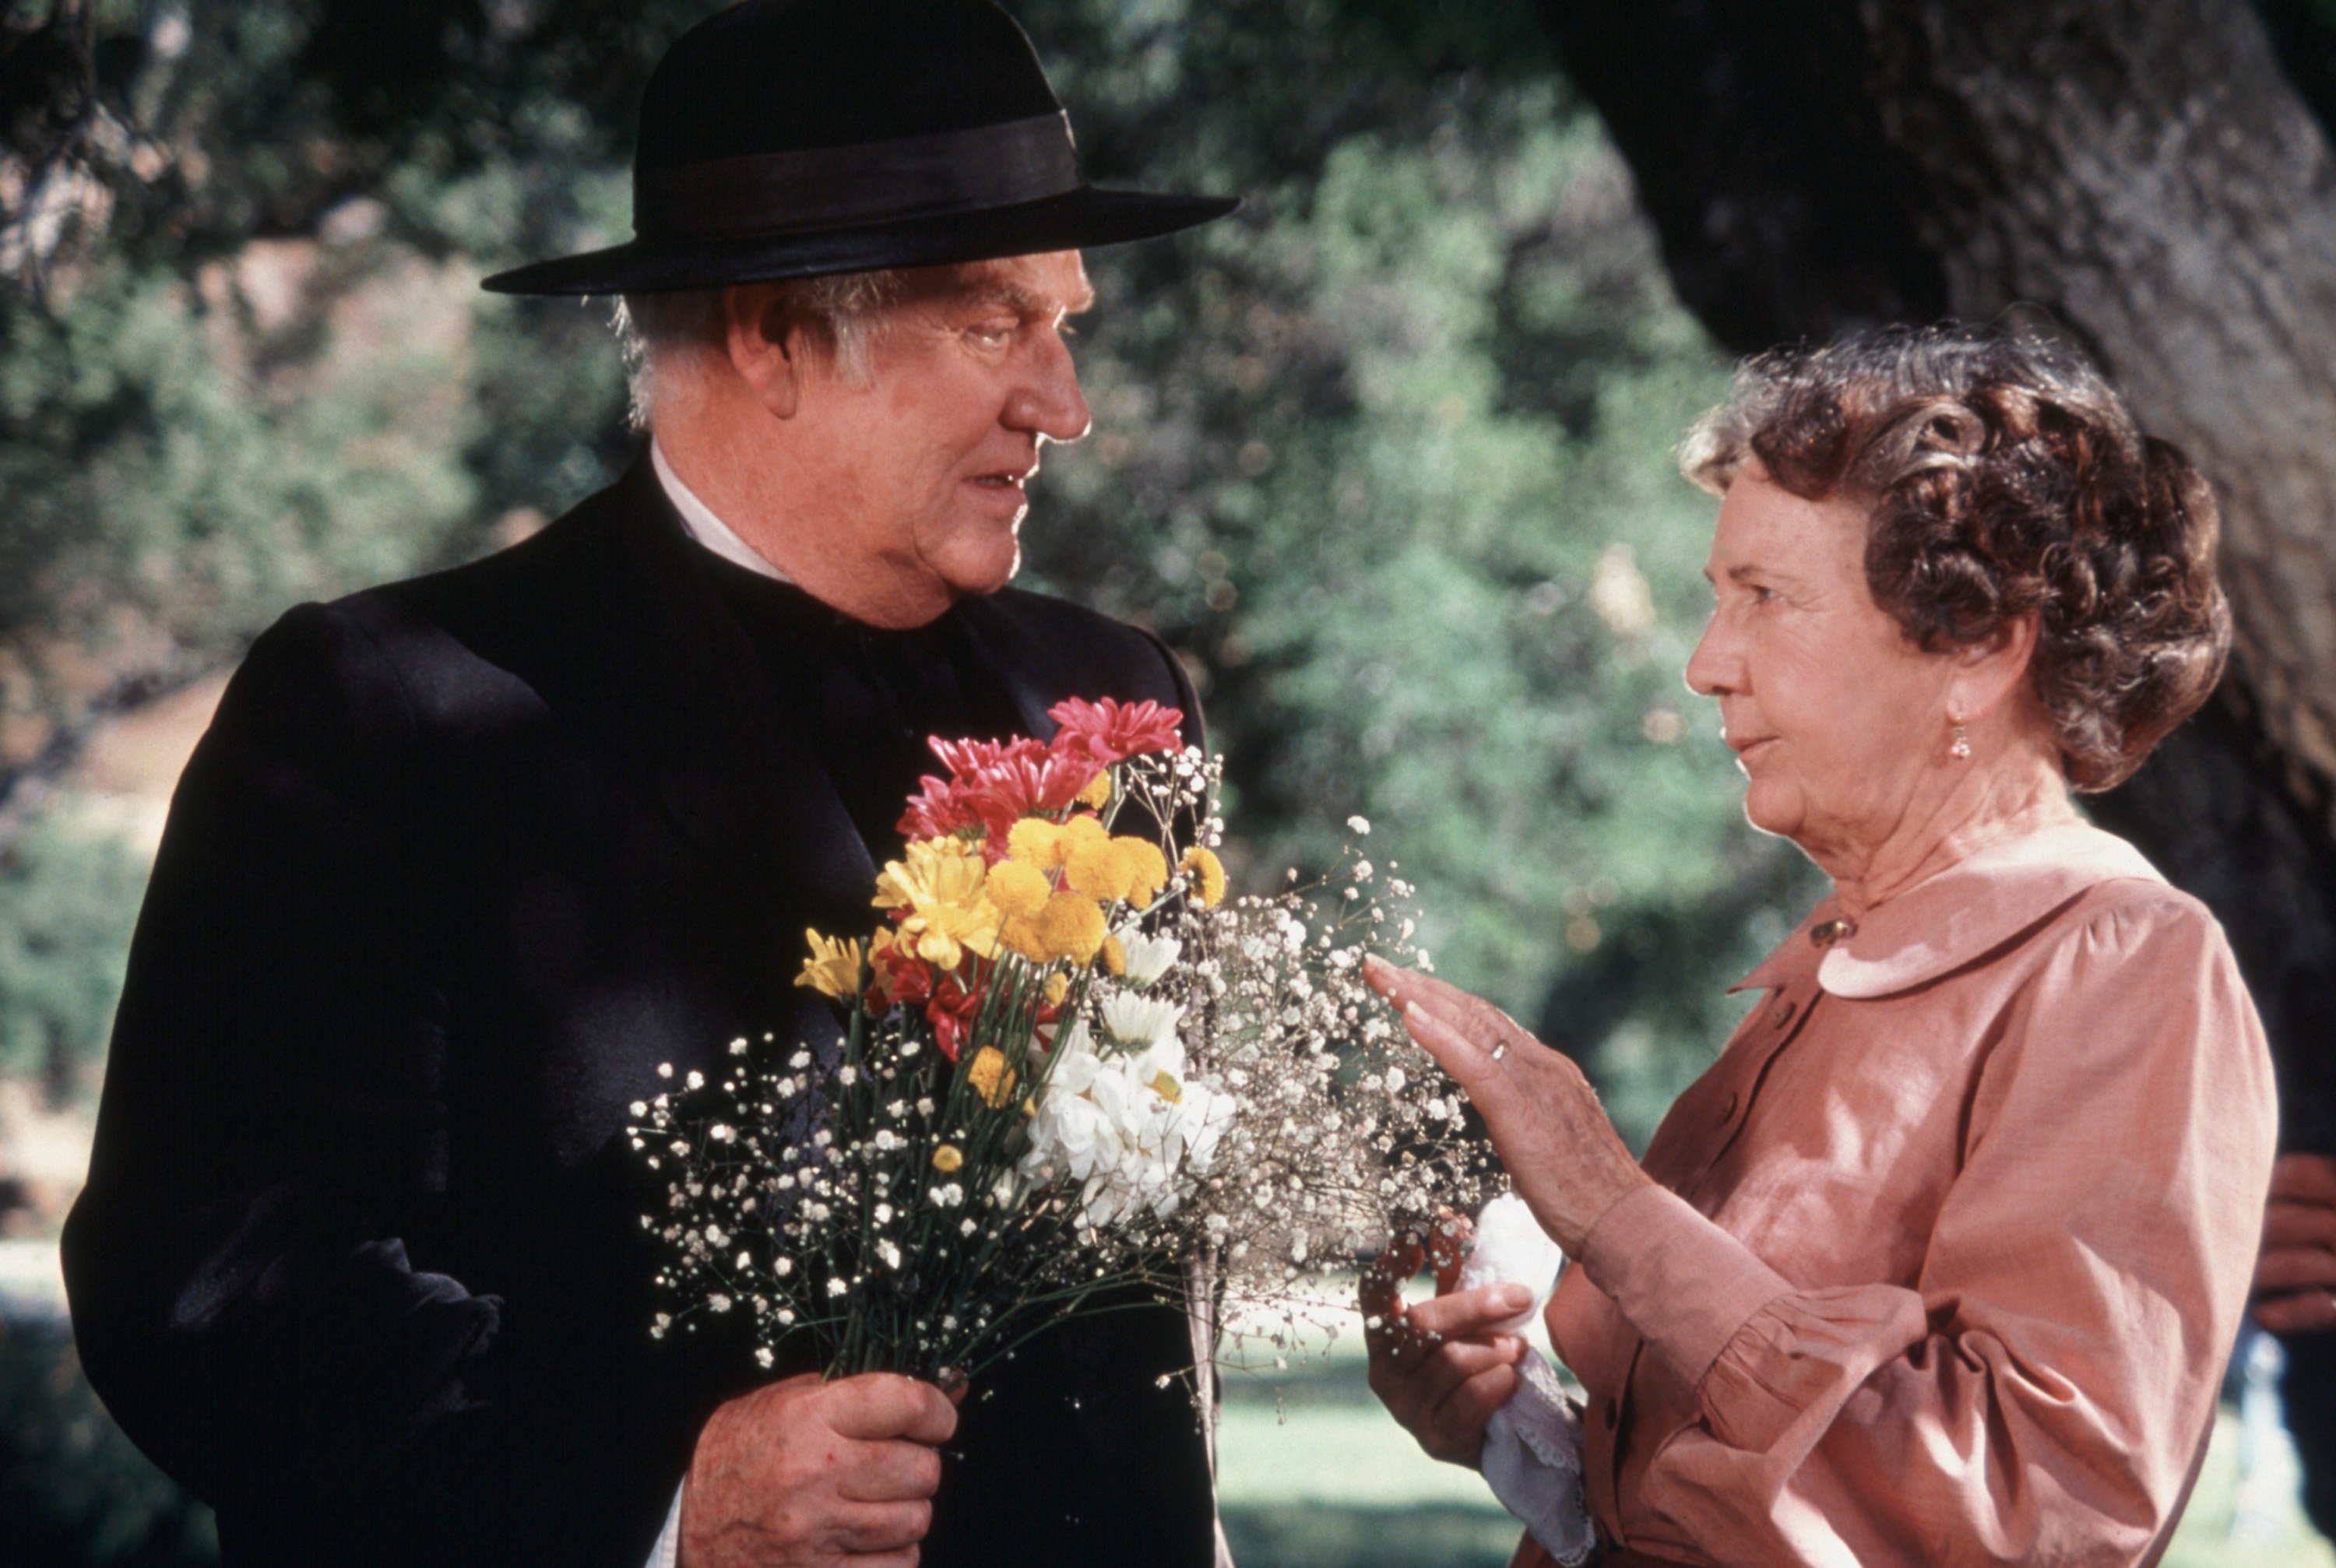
[0,1320,216,1566]
[0,0,652,777]
[0,813,150,1091]
[0,249,483,658]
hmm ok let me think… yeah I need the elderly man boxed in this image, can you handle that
[62,3,1235,1566]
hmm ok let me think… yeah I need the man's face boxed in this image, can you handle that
[788,251,1094,610]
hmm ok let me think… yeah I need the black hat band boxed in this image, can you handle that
[632,111,1084,244]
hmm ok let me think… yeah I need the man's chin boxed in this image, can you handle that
[938,543,1023,600]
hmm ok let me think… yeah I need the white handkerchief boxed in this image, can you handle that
[1455,1193,1564,1330]
[1458,1194,1593,1565]
[1482,1353,1595,1566]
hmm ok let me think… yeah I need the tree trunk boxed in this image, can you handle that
[1856,0,2336,818]
[1543,0,2336,1145]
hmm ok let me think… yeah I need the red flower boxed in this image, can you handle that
[863,926,983,1061]
[868,940,931,1012]
[927,735,1098,846]
[928,736,1043,782]
[896,772,985,842]
[923,973,980,1062]
[1047,697,1185,765]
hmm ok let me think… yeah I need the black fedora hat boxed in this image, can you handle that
[480,0,1237,296]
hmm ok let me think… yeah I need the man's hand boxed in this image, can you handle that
[2254,1151,2336,1336]
[1364,956,1649,1255]
[1361,1233,1531,1469]
[679,1371,958,1568]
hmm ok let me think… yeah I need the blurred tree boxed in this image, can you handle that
[0,815,146,1097]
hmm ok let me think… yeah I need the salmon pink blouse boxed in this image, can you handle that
[1532,821,2278,1567]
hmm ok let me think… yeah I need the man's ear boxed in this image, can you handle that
[1947,610,2040,723]
[723,283,807,420]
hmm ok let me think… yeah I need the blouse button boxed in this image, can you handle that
[1767,997,1797,1028]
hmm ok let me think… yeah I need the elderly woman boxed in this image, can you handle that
[1363,327,2278,1566]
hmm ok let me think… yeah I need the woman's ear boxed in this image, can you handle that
[723,283,805,420]
[1947,611,2040,722]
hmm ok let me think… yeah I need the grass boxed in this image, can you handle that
[1215,1292,2336,1568]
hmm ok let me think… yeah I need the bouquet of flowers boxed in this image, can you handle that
[631,695,1494,1383]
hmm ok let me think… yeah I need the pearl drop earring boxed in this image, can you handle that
[1949,722,1972,761]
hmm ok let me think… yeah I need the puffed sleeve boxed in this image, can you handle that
[1574,894,2278,1565]
[60,603,565,1556]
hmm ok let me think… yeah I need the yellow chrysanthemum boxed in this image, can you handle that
[1101,935,1126,976]
[796,930,864,998]
[966,1046,1016,1109]
[1075,771,1113,809]
[1006,817,1068,869]
[985,857,1053,919]
[997,914,1050,964]
[1036,890,1108,965]
[1064,834,1135,902]
[1180,846,1226,907]
[1115,838,1170,904]
[1043,972,1069,1007]
[873,839,1001,969]
[931,1143,964,1172]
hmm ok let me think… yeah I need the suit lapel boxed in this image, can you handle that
[591,457,875,936]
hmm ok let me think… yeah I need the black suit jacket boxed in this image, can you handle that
[62,460,1216,1566]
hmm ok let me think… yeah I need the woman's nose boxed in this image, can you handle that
[1684,611,1737,697]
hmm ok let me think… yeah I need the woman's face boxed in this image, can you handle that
[1684,469,1961,863]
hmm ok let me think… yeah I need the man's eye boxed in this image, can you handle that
[968,322,1015,346]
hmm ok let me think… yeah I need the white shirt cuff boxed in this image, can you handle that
[647,1481,684,1568]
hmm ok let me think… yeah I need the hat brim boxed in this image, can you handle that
[479,186,1238,296]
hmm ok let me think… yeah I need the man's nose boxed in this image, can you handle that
[1008,329,1092,445]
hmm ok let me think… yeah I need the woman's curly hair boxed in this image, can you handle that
[1679,325,2230,792]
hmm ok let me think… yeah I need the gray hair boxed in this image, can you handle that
[611,269,908,430]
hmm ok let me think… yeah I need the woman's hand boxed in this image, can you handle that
[1360,1232,1530,1469]
[1364,955,1649,1256]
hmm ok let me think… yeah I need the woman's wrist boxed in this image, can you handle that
[1565,1161,1654,1257]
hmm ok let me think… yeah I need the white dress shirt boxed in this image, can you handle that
[652,438,791,583]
